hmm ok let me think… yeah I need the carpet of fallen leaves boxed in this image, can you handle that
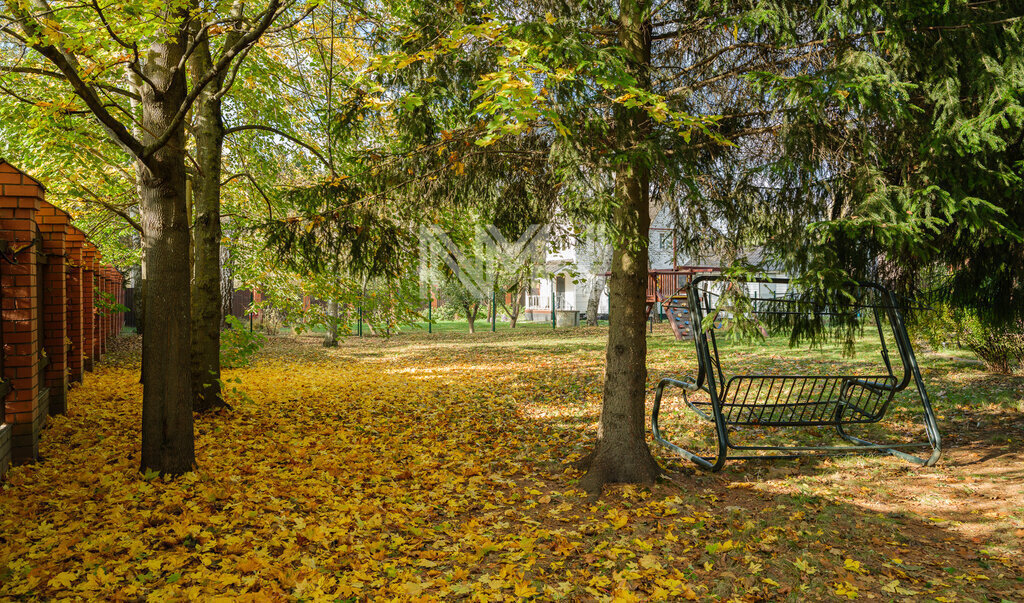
[2,326,1023,601]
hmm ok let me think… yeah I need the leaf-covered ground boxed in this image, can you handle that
[2,326,1023,601]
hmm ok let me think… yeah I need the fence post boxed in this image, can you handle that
[551,285,556,330]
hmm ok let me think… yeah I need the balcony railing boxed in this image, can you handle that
[526,293,573,310]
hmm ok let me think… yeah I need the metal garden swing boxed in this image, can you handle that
[651,275,942,471]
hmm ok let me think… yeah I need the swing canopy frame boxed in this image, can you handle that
[651,275,942,471]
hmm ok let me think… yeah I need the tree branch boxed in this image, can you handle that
[6,1,147,159]
[2,66,140,100]
[225,123,332,169]
[141,0,293,159]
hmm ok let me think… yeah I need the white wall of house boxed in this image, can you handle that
[521,207,794,321]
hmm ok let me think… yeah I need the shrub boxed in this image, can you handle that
[221,315,266,368]
[917,304,1024,373]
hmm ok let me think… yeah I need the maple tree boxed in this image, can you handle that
[1,0,299,474]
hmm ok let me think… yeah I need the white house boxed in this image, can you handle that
[521,207,789,323]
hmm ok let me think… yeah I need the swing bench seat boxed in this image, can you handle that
[687,374,897,427]
[651,276,942,472]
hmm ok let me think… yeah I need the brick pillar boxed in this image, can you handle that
[37,201,70,415]
[82,246,96,372]
[97,269,108,356]
[104,270,115,339]
[0,160,44,464]
[114,272,124,335]
[65,229,85,383]
[113,274,121,333]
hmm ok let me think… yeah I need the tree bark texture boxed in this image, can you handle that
[578,1,660,493]
[465,303,479,333]
[189,33,227,412]
[587,273,608,326]
[137,29,195,475]
[324,298,340,347]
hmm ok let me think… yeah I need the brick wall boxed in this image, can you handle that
[0,160,124,475]
[1,162,44,464]
[66,229,84,383]
[82,245,96,371]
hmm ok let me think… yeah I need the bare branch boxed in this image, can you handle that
[225,124,332,169]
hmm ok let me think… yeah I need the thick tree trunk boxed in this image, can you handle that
[138,31,195,475]
[578,1,660,493]
[189,34,226,413]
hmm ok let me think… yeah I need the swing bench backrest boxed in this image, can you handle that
[687,276,913,429]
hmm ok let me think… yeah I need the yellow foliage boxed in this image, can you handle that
[0,335,1016,601]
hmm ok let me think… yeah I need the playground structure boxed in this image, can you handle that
[651,275,942,471]
[644,267,717,339]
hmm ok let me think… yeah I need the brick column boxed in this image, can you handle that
[114,271,124,335]
[65,228,85,383]
[82,245,96,371]
[104,270,115,339]
[0,160,44,464]
[113,273,122,333]
[97,268,108,356]
[37,201,70,415]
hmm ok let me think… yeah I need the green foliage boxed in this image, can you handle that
[767,1,1024,329]
[430,301,462,322]
[93,289,130,317]
[916,303,1024,374]
[221,316,267,369]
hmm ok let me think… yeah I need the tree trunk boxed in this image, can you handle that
[220,240,233,327]
[324,297,340,347]
[587,274,608,326]
[130,76,146,339]
[138,28,195,476]
[578,1,660,493]
[465,303,479,333]
[189,31,227,413]
[135,261,146,337]
[507,287,523,328]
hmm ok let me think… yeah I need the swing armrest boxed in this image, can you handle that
[844,377,898,394]
[657,377,699,392]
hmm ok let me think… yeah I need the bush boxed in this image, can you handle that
[430,302,462,321]
[222,315,266,368]
[917,304,1024,373]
